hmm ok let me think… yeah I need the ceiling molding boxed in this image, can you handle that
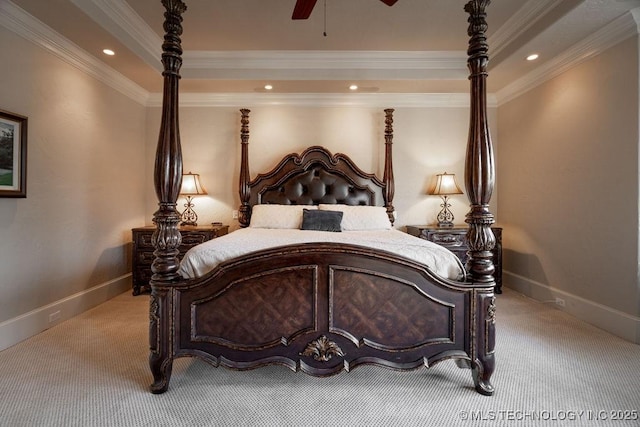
[182,50,468,80]
[70,0,162,70]
[489,0,565,58]
[496,9,639,105]
[631,7,640,31]
[1,0,149,105]
[146,92,498,109]
[185,50,466,70]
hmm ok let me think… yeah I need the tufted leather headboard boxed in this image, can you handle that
[238,109,396,227]
[252,147,381,207]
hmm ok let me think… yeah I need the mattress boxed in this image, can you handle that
[178,228,465,281]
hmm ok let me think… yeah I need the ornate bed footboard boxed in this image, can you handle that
[150,0,496,396]
[150,244,495,395]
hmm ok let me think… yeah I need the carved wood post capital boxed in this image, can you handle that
[465,213,496,284]
[151,208,182,282]
[160,0,186,77]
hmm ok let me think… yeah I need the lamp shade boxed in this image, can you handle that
[180,172,208,196]
[429,172,463,196]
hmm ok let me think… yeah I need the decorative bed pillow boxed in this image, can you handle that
[301,209,343,232]
[250,204,317,229]
[318,204,392,231]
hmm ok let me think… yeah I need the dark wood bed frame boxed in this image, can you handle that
[149,0,496,396]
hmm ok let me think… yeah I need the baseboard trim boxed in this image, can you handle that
[0,274,132,351]
[504,270,640,344]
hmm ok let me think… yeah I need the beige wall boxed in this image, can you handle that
[0,27,147,336]
[145,106,498,231]
[497,36,639,340]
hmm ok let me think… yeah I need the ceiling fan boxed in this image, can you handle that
[292,0,399,20]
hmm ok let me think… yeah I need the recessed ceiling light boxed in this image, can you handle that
[102,49,115,56]
[264,84,273,90]
[349,84,358,91]
[526,53,539,61]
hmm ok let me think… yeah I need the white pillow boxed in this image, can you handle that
[250,204,317,229]
[318,204,391,231]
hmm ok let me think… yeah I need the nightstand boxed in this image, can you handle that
[131,224,229,295]
[406,225,502,293]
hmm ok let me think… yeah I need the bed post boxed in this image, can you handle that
[464,0,495,396]
[149,0,187,394]
[383,108,395,224]
[238,109,251,227]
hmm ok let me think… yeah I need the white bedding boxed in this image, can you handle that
[178,228,465,281]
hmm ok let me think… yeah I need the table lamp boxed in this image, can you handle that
[429,172,463,228]
[179,171,207,226]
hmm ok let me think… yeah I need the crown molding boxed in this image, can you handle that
[0,0,149,105]
[496,9,640,105]
[489,0,565,58]
[184,50,465,70]
[146,92,497,109]
[632,7,640,31]
[69,0,162,70]
[182,50,468,80]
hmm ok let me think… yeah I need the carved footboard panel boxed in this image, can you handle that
[150,244,495,395]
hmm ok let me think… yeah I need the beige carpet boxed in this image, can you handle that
[1,288,639,426]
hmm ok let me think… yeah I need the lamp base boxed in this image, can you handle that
[436,195,456,228]
[180,196,199,227]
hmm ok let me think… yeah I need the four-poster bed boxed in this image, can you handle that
[149,0,496,396]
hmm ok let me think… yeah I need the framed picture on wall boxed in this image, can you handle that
[0,109,27,198]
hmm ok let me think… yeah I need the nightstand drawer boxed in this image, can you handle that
[181,233,211,247]
[135,232,154,248]
[427,231,468,248]
[136,250,155,265]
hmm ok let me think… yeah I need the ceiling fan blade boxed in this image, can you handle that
[292,0,396,20]
[292,0,318,19]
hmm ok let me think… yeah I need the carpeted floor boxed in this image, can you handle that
[0,288,639,426]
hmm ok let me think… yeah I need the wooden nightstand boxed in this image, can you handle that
[406,225,502,294]
[131,224,229,295]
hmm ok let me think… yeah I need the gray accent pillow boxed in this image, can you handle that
[301,209,343,232]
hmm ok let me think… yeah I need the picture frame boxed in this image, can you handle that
[0,109,28,198]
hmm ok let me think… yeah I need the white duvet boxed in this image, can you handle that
[178,228,465,281]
